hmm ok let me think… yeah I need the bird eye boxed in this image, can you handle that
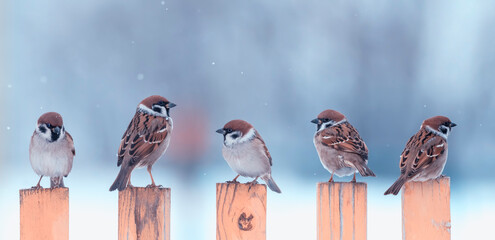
[46,123,51,128]
[324,118,330,122]
[226,129,233,133]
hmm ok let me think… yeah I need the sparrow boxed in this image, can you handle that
[384,116,456,195]
[311,110,375,182]
[29,112,75,188]
[109,95,176,191]
[216,120,282,193]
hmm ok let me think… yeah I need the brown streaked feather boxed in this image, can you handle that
[254,131,272,166]
[399,127,446,176]
[117,112,169,167]
[66,132,76,156]
[318,122,368,160]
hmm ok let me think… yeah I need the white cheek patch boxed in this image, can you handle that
[224,128,256,147]
[426,126,448,140]
[36,125,51,140]
[138,104,169,118]
[317,119,346,132]
[317,122,332,132]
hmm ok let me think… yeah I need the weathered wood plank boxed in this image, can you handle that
[216,183,266,240]
[317,182,367,240]
[20,188,69,240]
[402,177,451,240]
[118,187,171,240]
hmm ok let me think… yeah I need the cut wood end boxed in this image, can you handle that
[403,176,450,192]
[20,187,68,194]
[317,181,367,187]
[216,182,267,191]
[118,186,171,193]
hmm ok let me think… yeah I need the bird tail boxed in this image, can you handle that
[261,174,282,193]
[353,162,376,177]
[384,176,407,195]
[109,168,131,191]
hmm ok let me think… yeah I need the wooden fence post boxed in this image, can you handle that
[402,176,451,240]
[216,183,267,240]
[317,182,367,240]
[20,188,69,240]
[118,187,171,240]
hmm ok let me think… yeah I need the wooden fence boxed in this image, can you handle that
[19,177,451,240]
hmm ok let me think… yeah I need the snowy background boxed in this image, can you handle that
[1,0,494,239]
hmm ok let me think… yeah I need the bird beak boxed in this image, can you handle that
[311,118,320,124]
[52,126,61,135]
[450,122,457,128]
[167,102,176,108]
[216,128,225,134]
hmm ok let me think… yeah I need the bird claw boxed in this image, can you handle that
[31,185,43,189]
[248,180,258,191]
[226,180,239,184]
[146,184,163,188]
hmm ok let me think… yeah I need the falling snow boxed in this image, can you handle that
[211,62,215,65]
[40,76,47,83]
[161,1,165,5]
[6,126,11,130]
[7,84,12,88]
[137,73,144,80]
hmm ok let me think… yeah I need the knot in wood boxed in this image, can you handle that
[238,212,254,231]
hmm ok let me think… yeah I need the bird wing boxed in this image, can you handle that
[66,132,76,156]
[255,131,272,166]
[400,129,446,176]
[117,112,170,167]
[319,122,368,160]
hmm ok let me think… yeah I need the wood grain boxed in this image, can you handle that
[118,187,171,240]
[317,182,367,240]
[402,176,451,240]
[20,188,69,240]
[216,183,267,240]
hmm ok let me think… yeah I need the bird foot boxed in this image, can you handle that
[31,185,43,189]
[127,184,135,189]
[226,180,239,184]
[146,184,163,188]
[350,179,357,183]
[248,180,258,191]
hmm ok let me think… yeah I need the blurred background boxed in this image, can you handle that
[1,0,494,239]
